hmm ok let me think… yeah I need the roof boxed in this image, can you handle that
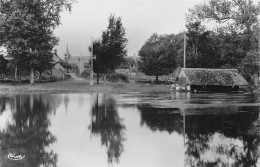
[53,52,63,62]
[51,52,66,68]
[68,56,90,61]
[179,68,248,86]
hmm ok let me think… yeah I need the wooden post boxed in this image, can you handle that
[14,66,17,84]
[90,38,94,86]
[184,33,186,68]
[30,68,34,84]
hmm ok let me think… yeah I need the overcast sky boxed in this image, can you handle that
[54,0,205,58]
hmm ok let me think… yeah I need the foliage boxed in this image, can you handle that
[107,73,129,83]
[90,14,128,80]
[239,50,260,85]
[138,33,178,82]
[186,0,260,31]
[120,56,138,69]
[185,0,260,86]
[186,21,221,68]
[0,0,74,82]
[0,54,8,74]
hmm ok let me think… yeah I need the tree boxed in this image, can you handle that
[239,50,260,87]
[186,0,260,86]
[138,33,178,83]
[90,14,128,84]
[186,21,222,68]
[0,0,74,84]
[0,54,8,78]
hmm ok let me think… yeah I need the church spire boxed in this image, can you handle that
[65,43,71,60]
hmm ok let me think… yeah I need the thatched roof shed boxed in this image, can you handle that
[177,68,248,86]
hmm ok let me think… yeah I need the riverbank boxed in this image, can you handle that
[0,79,172,94]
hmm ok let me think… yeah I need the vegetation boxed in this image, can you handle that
[185,0,260,87]
[138,33,178,83]
[90,14,128,84]
[0,0,258,89]
[0,0,74,84]
[137,0,260,87]
[0,54,8,78]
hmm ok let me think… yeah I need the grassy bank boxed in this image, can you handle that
[0,79,172,94]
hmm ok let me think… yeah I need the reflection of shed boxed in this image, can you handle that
[176,68,248,92]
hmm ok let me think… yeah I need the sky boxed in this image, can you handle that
[54,0,205,59]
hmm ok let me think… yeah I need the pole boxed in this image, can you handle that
[184,33,186,68]
[79,58,81,77]
[90,38,94,85]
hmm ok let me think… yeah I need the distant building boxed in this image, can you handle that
[176,68,248,92]
[51,49,66,80]
[64,44,91,74]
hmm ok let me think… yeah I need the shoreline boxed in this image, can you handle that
[0,80,172,94]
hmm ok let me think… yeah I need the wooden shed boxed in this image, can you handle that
[176,68,248,92]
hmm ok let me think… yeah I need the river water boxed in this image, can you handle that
[0,92,260,167]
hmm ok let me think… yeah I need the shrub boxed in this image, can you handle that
[81,69,91,78]
[107,73,129,83]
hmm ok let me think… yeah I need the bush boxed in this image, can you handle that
[107,73,129,83]
[81,69,91,78]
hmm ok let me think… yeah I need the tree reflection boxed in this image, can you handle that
[0,96,7,113]
[90,94,126,164]
[139,105,182,134]
[0,94,60,167]
[138,104,260,167]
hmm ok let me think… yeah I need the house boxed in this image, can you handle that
[51,62,66,80]
[51,49,66,80]
[176,68,248,92]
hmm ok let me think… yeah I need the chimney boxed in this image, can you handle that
[54,49,57,55]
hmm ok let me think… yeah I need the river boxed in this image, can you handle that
[0,92,260,167]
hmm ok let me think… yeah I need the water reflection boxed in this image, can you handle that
[138,104,260,167]
[90,94,126,164]
[0,94,62,167]
[0,92,260,166]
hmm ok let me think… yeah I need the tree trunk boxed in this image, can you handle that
[14,66,17,84]
[39,72,42,81]
[253,72,259,88]
[156,75,159,84]
[30,68,34,85]
[104,74,107,85]
[96,72,99,84]
[18,70,21,83]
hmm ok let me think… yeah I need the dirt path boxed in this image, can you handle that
[69,73,85,81]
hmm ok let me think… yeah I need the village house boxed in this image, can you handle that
[51,49,66,80]
[175,68,248,92]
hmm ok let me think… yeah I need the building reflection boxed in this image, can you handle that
[0,94,61,167]
[90,94,126,164]
[138,104,260,167]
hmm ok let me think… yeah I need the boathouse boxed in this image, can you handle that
[176,68,248,92]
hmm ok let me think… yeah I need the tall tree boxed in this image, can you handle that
[186,21,221,68]
[186,0,260,86]
[90,14,128,84]
[0,0,74,84]
[0,54,8,78]
[138,33,178,83]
